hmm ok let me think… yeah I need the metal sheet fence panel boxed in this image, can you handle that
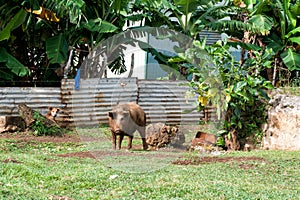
[1,78,209,127]
[0,87,63,116]
[61,78,138,127]
[138,80,203,125]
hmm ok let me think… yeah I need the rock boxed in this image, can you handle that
[170,127,185,148]
[146,123,182,150]
[146,123,170,150]
[262,94,300,150]
[0,116,26,133]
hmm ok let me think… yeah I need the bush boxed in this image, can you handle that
[172,39,273,150]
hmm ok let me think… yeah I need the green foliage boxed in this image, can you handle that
[246,0,300,72]
[46,34,68,64]
[177,39,272,149]
[281,48,300,71]
[147,0,299,148]
[0,8,30,81]
[30,111,61,136]
[248,14,273,35]
[84,18,118,33]
[0,47,30,77]
[0,0,125,86]
[0,9,27,42]
[215,135,226,147]
[55,0,85,25]
[216,42,272,145]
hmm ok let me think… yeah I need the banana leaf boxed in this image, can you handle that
[0,47,30,77]
[46,34,68,64]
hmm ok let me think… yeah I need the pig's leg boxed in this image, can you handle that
[118,134,124,150]
[112,133,117,150]
[127,135,133,150]
[138,127,148,150]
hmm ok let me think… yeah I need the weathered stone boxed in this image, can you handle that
[0,116,26,133]
[146,123,181,150]
[170,127,185,148]
[262,94,300,150]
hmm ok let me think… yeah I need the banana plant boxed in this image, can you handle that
[236,0,300,75]
[262,0,300,71]
[0,0,127,86]
[0,7,30,81]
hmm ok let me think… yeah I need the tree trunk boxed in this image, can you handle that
[128,53,134,77]
[18,103,59,128]
[0,116,26,133]
[225,129,240,151]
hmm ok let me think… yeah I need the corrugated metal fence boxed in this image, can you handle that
[1,78,208,127]
[61,78,139,127]
[0,87,63,116]
[138,80,202,124]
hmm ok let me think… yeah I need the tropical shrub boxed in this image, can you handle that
[225,0,300,86]
[170,38,272,150]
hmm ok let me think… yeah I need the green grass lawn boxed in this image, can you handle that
[0,129,299,200]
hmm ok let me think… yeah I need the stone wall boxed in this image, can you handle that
[262,94,300,150]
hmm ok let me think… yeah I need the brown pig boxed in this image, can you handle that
[108,102,148,150]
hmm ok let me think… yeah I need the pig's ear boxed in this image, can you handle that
[108,111,114,119]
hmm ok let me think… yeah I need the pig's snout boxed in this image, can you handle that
[114,128,122,134]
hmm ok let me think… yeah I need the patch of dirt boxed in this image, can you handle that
[0,131,81,143]
[238,163,258,170]
[54,149,182,160]
[172,156,265,166]
[0,131,109,144]
[49,195,73,200]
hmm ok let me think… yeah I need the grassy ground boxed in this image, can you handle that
[0,129,299,200]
